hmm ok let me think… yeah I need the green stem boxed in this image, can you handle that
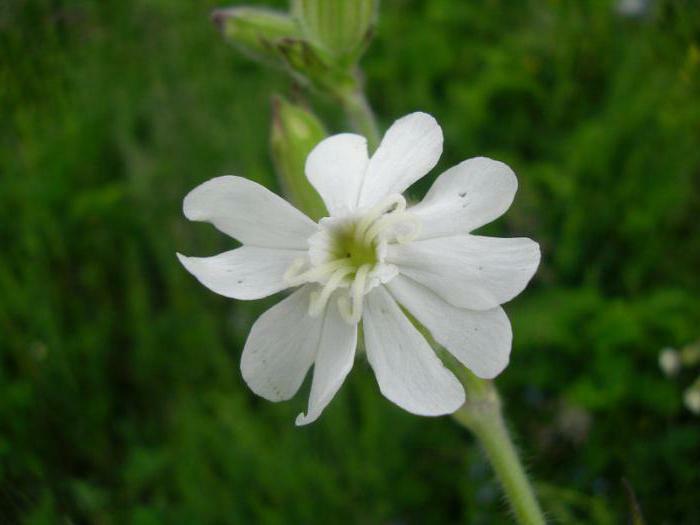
[453,370,546,525]
[338,73,381,151]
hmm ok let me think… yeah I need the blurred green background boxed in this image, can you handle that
[2,0,699,523]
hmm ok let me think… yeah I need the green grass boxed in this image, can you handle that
[1,0,699,523]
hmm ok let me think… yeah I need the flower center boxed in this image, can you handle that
[334,225,379,268]
[284,194,420,324]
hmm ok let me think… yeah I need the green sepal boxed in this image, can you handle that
[291,0,378,66]
[212,7,300,67]
[275,37,356,95]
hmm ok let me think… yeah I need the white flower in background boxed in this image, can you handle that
[684,384,700,415]
[658,347,681,377]
[178,112,540,425]
[615,0,650,18]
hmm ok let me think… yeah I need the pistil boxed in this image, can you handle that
[337,263,371,323]
[353,194,407,244]
[308,265,355,316]
[283,193,420,324]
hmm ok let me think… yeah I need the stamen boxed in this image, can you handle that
[308,266,354,317]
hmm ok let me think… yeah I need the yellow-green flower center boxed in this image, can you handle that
[331,223,379,270]
[283,194,421,324]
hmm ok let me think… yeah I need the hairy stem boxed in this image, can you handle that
[453,370,546,525]
[338,72,380,151]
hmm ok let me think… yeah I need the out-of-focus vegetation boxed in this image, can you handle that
[1,0,699,523]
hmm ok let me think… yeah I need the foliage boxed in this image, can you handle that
[1,0,698,523]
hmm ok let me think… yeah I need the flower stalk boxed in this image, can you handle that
[337,74,381,151]
[453,370,546,525]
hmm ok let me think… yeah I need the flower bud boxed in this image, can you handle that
[270,96,327,220]
[276,38,355,95]
[276,38,327,84]
[212,7,300,65]
[292,0,378,64]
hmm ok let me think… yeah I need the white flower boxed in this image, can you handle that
[684,385,700,415]
[658,347,681,377]
[178,112,540,425]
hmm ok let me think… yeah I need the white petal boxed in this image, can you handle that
[241,286,320,401]
[296,299,358,426]
[388,235,540,310]
[362,286,465,416]
[358,112,443,207]
[183,176,317,249]
[305,133,369,215]
[177,247,300,300]
[386,275,512,379]
[411,157,518,239]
